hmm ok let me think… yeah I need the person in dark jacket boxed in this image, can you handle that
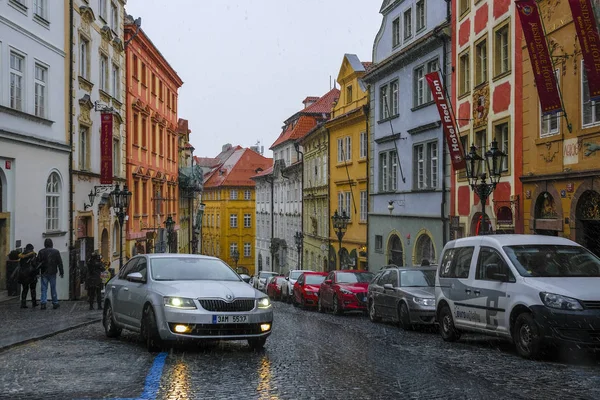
[37,238,64,310]
[86,252,105,310]
[18,244,38,308]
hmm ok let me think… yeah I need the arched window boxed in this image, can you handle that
[46,172,61,232]
[414,234,435,265]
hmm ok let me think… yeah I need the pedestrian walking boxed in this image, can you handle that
[86,251,104,310]
[18,244,38,308]
[37,238,64,310]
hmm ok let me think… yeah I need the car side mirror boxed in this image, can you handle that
[324,279,332,285]
[285,277,289,281]
[127,272,145,283]
[493,272,509,282]
[239,274,251,283]
[383,283,394,290]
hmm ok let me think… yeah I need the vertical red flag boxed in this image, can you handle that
[425,71,466,171]
[516,0,563,114]
[569,0,600,100]
[100,112,113,184]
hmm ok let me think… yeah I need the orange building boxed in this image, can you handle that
[125,17,183,256]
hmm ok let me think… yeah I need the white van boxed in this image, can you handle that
[435,234,600,359]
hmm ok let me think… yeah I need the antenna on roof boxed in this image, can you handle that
[330,75,332,90]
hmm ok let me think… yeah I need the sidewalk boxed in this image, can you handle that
[0,298,103,351]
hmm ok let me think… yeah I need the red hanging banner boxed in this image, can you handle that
[425,71,466,171]
[100,112,113,184]
[569,0,600,100]
[516,0,563,115]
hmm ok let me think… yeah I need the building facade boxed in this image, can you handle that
[364,0,451,271]
[451,0,523,237]
[327,54,369,271]
[521,0,600,257]
[125,16,183,257]
[0,0,70,295]
[202,145,271,275]
[298,124,330,272]
[71,0,127,297]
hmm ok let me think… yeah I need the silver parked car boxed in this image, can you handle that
[368,267,437,330]
[254,271,278,292]
[103,254,274,351]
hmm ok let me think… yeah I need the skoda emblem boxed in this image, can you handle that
[226,294,233,300]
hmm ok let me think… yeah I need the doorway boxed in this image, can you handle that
[387,234,404,266]
[0,217,8,290]
[576,190,600,257]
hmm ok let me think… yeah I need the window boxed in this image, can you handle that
[360,131,367,159]
[244,213,251,228]
[346,85,353,104]
[459,50,470,95]
[494,22,510,76]
[392,17,401,47]
[494,121,510,172]
[475,129,487,153]
[229,243,238,257]
[230,190,238,200]
[80,37,89,79]
[110,2,118,32]
[476,247,513,281]
[458,134,469,179]
[113,139,120,176]
[99,0,107,20]
[360,191,367,222]
[79,126,89,170]
[375,235,383,252]
[379,151,397,192]
[141,63,147,85]
[403,8,412,40]
[459,0,470,16]
[112,64,119,98]
[414,59,439,107]
[244,243,251,257]
[379,152,388,192]
[416,0,425,32]
[100,55,108,92]
[414,141,438,190]
[34,64,47,118]
[439,247,474,278]
[390,151,398,191]
[34,0,47,20]
[230,214,238,228]
[379,84,389,120]
[244,190,251,200]
[582,63,600,126]
[475,38,488,85]
[379,80,399,120]
[132,55,138,79]
[415,144,425,189]
[10,52,24,111]
[46,173,60,232]
[337,137,351,162]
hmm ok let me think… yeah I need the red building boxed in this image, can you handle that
[125,17,184,255]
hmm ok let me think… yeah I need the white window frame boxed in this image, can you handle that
[541,70,561,137]
[113,138,120,176]
[34,0,47,20]
[495,122,510,172]
[34,63,47,118]
[476,37,488,85]
[359,131,367,159]
[415,144,425,189]
[100,54,108,92]
[429,141,438,189]
[230,214,238,228]
[416,0,426,32]
[379,84,389,120]
[244,189,251,200]
[390,80,399,116]
[345,137,352,161]
[244,213,251,228]
[111,63,119,98]
[46,172,60,232]
[582,61,600,127]
[229,243,238,257]
[79,126,88,170]
[392,17,401,47]
[360,191,367,222]
[99,0,107,20]
[379,152,389,192]
[110,2,118,32]
[244,243,251,257]
[345,192,352,220]
[403,8,412,40]
[415,65,425,106]
[10,51,24,111]
[390,150,398,191]
[80,37,89,79]
[230,189,238,200]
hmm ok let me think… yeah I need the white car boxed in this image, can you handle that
[281,269,313,303]
[253,271,279,292]
[435,234,600,359]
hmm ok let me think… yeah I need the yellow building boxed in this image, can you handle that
[201,145,272,274]
[521,0,600,256]
[326,54,370,270]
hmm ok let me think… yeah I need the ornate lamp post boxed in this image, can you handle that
[331,210,350,270]
[294,231,304,270]
[464,138,507,235]
[231,249,240,267]
[164,215,175,253]
[110,184,132,268]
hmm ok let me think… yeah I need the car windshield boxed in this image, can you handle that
[275,277,286,284]
[150,257,241,281]
[259,272,277,279]
[337,272,374,283]
[400,270,436,287]
[504,245,600,277]
[305,275,326,285]
[290,271,302,280]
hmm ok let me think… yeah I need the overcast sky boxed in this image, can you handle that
[124,0,383,158]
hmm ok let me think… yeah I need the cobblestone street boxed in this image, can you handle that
[0,302,599,400]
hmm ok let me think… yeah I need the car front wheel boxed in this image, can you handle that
[398,302,413,331]
[332,294,343,315]
[317,296,325,313]
[368,299,381,322]
[248,337,266,350]
[439,305,461,342]
[513,313,543,359]
[103,302,122,338]
[141,306,163,352]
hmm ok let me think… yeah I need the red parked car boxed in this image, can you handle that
[292,272,328,309]
[266,276,286,301]
[318,270,374,314]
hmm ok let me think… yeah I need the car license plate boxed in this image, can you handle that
[213,315,248,324]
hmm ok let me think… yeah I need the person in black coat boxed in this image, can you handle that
[18,244,38,309]
[86,252,105,310]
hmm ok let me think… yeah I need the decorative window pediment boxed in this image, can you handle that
[101,25,114,41]
[79,5,96,23]
[78,94,94,110]
[112,37,124,53]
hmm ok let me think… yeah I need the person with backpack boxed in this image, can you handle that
[37,238,64,310]
[18,244,38,309]
[86,251,104,310]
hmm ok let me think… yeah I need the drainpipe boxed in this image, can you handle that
[294,142,304,270]
[68,0,75,300]
[362,103,370,270]
[266,175,275,273]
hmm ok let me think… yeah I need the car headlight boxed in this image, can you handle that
[164,297,197,310]
[257,297,272,309]
[412,297,435,307]
[540,292,583,311]
[339,288,353,295]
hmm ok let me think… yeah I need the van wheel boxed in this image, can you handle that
[439,305,461,342]
[513,313,543,359]
[368,300,381,322]
[398,302,413,331]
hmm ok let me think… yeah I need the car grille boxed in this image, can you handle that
[190,323,263,336]
[198,299,255,312]
[582,301,600,310]
[355,293,367,304]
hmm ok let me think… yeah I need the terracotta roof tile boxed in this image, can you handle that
[203,147,272,188]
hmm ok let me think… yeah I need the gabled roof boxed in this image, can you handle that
[344,54,366,74]
[250,164,274,180]
[194,156,221,168]
[203,147,272,188]
[270,88,340,149]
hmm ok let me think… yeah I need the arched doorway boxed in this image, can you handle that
[339,247,350,269]
[470,212,493,236]
[576,190,600,256]
[101,229,109,261]
[534,191,560,236]
[414,233,435,265]
[349,249,358,270]
[328,246,337,271]
[387,234,404,266]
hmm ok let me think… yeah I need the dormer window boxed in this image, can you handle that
[346,85,353,104]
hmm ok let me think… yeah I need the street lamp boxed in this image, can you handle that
[464,138,507,235]
[331,210,350,269]
[164,215,175,253]
[231,249,240,267]
[294,231,303,270]
[110,184,132,268]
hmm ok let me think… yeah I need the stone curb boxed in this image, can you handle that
[0,317,102,353]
